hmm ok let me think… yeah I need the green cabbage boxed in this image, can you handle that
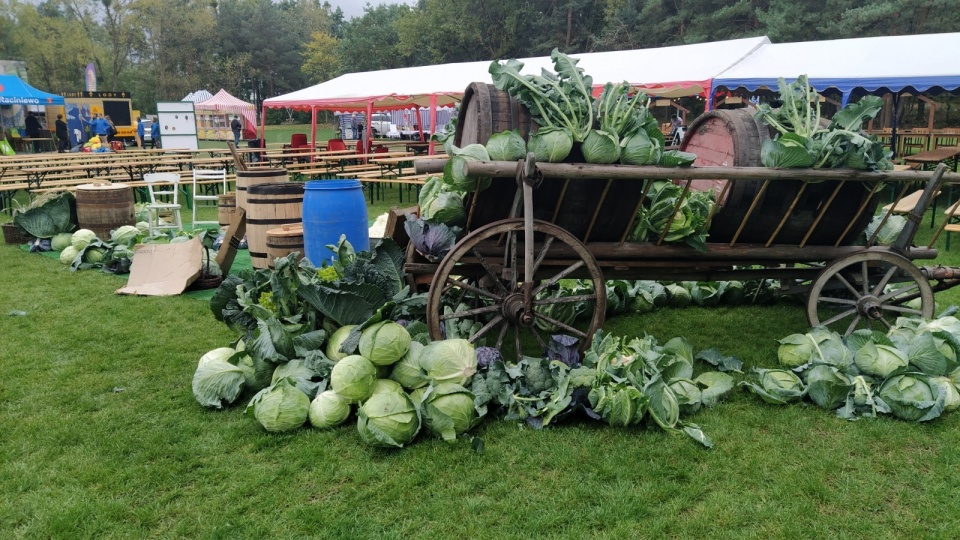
[485,129,527,161]
[325,325,357,361]
[739,368,806,405]
[369,378,406,396]
[878,374,941,422]
[419,339,478,385]
[420,191,465,227]
[581,129,621,164]
[111,225,140,246]
[389,341,428,390]
[51,232,73,251]
[854,342,908,378]
[246,377,310,432]
[446,144,492,192]
[59,246,79,265]
[420,383,482,441]
[83,246,106,264]
[359,321,412,366]
[71,229,97,250]
[668,378,702,415]
[308,390,351,429]
[356,390,421,448]
[192,347,245,409]
[330,355,377,403]
[804,365,853,410]
[527,126,573,163]
[619,129,661,165]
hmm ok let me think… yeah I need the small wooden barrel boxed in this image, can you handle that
[247,182,304,269]
[266,224,305,269]
[218,191,237,226]
[75,182,135,240]
[236,168,288,211]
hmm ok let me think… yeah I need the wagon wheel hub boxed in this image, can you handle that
[857,295,883,320]
[502,293,533,326]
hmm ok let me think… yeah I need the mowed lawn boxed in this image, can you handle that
[4,185,960,537]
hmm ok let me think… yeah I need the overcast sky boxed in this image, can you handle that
[327,0,418,20]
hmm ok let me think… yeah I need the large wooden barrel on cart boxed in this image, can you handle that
[75,182,135,239]
[454,84,643,242]
[236,168,288,211]
[246,182,304,269]
[681,109,879,245]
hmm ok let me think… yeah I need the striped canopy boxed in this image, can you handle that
[195,89,256,131]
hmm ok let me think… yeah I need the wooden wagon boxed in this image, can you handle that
[402,86,960,359]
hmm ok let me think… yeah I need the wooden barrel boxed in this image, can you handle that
[266,224,304,269]
[75,182,135,240]
[236,168,288,211]
[247,182,304,269]
[218,191,237,226]
[455,82,538,147]
[681,109,878,245]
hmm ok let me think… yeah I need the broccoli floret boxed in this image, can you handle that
[522,358,555,394]
[567,366,597,389]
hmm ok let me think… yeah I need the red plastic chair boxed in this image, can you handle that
[290,133,307,147]
[374,145,389,154]
[327,138,346,152]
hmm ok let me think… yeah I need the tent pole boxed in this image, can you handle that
[366,100,373,155]
[310,105,317,155]
[260,104,267,148]
[428,95,438,155]
[890,92,900,158]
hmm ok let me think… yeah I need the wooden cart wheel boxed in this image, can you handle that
[427,218,606,361]
[806,250,935,335]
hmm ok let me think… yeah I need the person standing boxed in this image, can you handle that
[136,118,145,148]
[231,116,242,147]
[104,115,117,143]
[25,111,43,152]
[150,117,161,149]
[55,114,69,152]
[351,114,359,140]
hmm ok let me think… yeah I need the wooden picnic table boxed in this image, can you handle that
[370,154,437,177]
[903,147,960,172]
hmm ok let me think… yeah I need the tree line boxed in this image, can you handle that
[1,0,958,119]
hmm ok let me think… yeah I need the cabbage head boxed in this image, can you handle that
[588,382,646,427]
[620,129,661,165]
[359,321,412,366]
[330,355,377,403]
[192,347,245,409]
[666,284,691,307]
[865,213,906,245]
[356,390,421,448]
[421,191,465,227]
[325,325,357,361]
[804,365,853,410]
[83,246,106,264]
[272,359,323,399]
[878,374,941,422]
[930,376,960,412]
[59,246,79,265]
[446,144,492,192]
[246,377,310,432]
[777,333,818,368]
[71,229,97,250]
[111,225,140,246]
[420,383,482,441]
[308,390,351,429]
[854,342,908,378]
[389,341,428,390]
[581,129,621,164]
[739,368,805,405]
[369,378,406,396]
[668,378,702,415]
[485,129,527,161]
[136,221,150,235]
[51,232,73,251]
[420,339,478,385]
[527,126,573,163]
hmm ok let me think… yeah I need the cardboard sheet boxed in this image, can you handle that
[116,236,203,296]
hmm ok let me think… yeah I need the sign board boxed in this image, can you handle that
[156,101,199,150]
[116,237,202,296]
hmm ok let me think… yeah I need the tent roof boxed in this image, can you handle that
[196,88,254,111]
[713,32,960,100]
[0,74,64,106]
[263,36,769,111]
[182,89,213,102]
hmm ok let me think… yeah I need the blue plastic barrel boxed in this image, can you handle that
[303,179,369,264]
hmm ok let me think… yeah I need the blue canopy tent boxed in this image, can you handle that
[711,32,960,155]
[0,74,65,106]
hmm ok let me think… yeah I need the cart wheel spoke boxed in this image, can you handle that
[472,248,509,296]
[532,260,586,296]
[870,265,900,297]
[845,314,864,336]
[471,315,505,343]
[821,307,859,327]
[445,276,502,302]
[531,235,556,277]
[495,322,509,351]
[439,304,501,321]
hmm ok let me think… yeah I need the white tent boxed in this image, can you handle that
[182,89,213,103]
[712,32,960,106]
[262,36,770,150]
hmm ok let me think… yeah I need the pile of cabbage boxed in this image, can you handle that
[48,224,221,277]
[741,316,960,422]
[193,321,485,448]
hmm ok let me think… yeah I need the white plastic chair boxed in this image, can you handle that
[143,172,183,235]
[191,168,228,228]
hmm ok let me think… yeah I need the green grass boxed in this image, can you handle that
[4,195,960,538]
